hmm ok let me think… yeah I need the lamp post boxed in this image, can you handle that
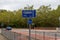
[1,23,4,33]
[59,17,60,27]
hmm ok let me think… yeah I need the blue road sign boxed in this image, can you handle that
[22,10,36,18]
[28,19,32,24]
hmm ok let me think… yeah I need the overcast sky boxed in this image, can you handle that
[0,0,60,11]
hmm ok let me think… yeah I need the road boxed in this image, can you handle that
[11,29,60,40]
[1,28,60,40]
[12,29,60,37]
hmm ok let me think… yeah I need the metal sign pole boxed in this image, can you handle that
[28,19,32,40]
[22,10,36,40]
[29,23,31,40]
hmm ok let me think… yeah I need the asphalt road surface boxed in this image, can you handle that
[11,29,60,40]
[12,29,60,38]
[1,28,60,40]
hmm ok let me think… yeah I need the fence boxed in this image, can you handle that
[33,31,60,40]
[1,29,37,40]
[1,29,60,40]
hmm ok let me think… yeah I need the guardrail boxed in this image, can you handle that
[1,29,60,40]
[1,29,38,40]
[33,31,60,40]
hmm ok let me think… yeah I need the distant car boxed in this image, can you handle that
[6,26,12,30]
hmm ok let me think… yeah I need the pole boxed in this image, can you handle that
[28,18,32,40]
[29,24,31,40]
[59,17,60,28]
[1,23,4,34]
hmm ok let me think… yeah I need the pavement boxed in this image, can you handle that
[0,29,8,40]
[0,34,8,40]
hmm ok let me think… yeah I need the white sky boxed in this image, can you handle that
[0,0,60,11]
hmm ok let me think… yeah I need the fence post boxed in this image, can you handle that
[35,30,36,40]
[55,33,57,40]
[13,32,15,40]
[43,32,45,40]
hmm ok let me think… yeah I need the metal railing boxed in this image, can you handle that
[1,29,60,40]
[31,30,60,40]
[1,29,37,40]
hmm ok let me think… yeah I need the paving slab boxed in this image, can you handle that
[0,34,8,40]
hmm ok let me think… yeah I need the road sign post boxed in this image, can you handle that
[28,19,32,40]
[22,10,36,40]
